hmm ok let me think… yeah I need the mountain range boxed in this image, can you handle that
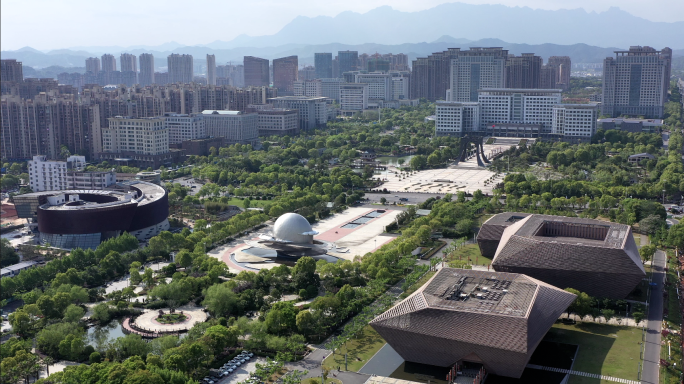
[3,37,683,72]
[2,3,683,71]
[201,4,684,49]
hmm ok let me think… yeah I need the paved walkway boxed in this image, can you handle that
[641,249,666,384]
[527,364,639,384]
[129,305,207,334]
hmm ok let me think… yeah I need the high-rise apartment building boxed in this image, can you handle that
[163,113,206,144]
[315,53,333,79]
[244,56,270,87]
[1,59,23,82]
[201,110,258,145]
[101,54,116,72]
[120,53,137,72]
[338,51,358,76]
[299,66,316,81]
[602,46,672,118]
[273,56,298,96]
[104,116,168,155]
[505,54,542,89]
[547,56,571,90]
[85,57,101,74]
[448,47,508,102]
[139,54,155,86]
[206,54,216,86]
[167,54,194,84]
[410,49,459,101]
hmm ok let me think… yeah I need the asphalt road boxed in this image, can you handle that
[641,249,666,384]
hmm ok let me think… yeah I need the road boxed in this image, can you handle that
[166,176,204,195]
[641,249,666,384]
[364,192,446,205]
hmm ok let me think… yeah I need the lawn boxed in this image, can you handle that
[322,325,387,372]
[447,243,492,267]
[543,323,641,383]
[225,197,270,208]
[400,271,435,299]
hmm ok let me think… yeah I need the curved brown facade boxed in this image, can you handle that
[38,203,138,234]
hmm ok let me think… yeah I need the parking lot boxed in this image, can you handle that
[207,355,265,384]
[167,176,204,196]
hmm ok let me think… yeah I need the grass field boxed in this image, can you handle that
[400,271,435,299]
[544,323,641,383]
[447,243,492,267]
[225,197,270,208]
[322,325,386,372]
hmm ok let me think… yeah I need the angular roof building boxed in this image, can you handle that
[482,213,645,299]
[370,268,576,378]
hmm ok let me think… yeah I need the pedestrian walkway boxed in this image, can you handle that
[526,364,639,384]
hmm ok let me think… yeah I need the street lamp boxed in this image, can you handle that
[663,189,666,205]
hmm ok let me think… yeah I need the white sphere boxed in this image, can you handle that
[273,213,315,244]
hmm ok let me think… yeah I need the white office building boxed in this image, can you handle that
[104,117,168,156]
[355,73,392,101]
[269,96,329,131]
[294,79,322,98]
[28,155,115,192]
[201,110,258,145]
[257,109,300,136]
[320,78,345,101]
[163,113,206,144]
[340,83,369,111]
[478,89,562,132]
[435,102,480,136]
[552,103,600,138]
[391,73,410,100]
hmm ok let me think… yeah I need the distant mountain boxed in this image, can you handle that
[4,38,683,72]
[204,4,684,49]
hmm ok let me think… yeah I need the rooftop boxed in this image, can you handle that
[1,261,38,274]
[420,269,537,318]
[507,214,629,248]
[201,110,242,115]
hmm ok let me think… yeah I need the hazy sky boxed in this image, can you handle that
[2,0,683,51]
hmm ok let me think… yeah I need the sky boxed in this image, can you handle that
[2,0,683,51]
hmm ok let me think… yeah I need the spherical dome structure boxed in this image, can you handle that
[273,213,316,244]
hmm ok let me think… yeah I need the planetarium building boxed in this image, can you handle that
[244,212,329,257]
[14,181,169,249]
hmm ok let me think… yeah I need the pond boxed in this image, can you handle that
[87,319,126,349]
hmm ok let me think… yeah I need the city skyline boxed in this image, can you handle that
[2,1,683,51]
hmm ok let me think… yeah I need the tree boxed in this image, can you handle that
[380,197,387,205]
[0,238,19,267]
[89,351,101,364]
[63,304,85,323]
[410,155,427,170]
[565,288,594,317]
[8,310,34,337]
[296,311,318,336]
[142,268,155,288]
[265,302,297,335]
[204,325,238,354]
[91,302,111,323]
[292,256,319,290]
[203,283,240,317]
[639,244,657,263]
[176,250,193,269]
